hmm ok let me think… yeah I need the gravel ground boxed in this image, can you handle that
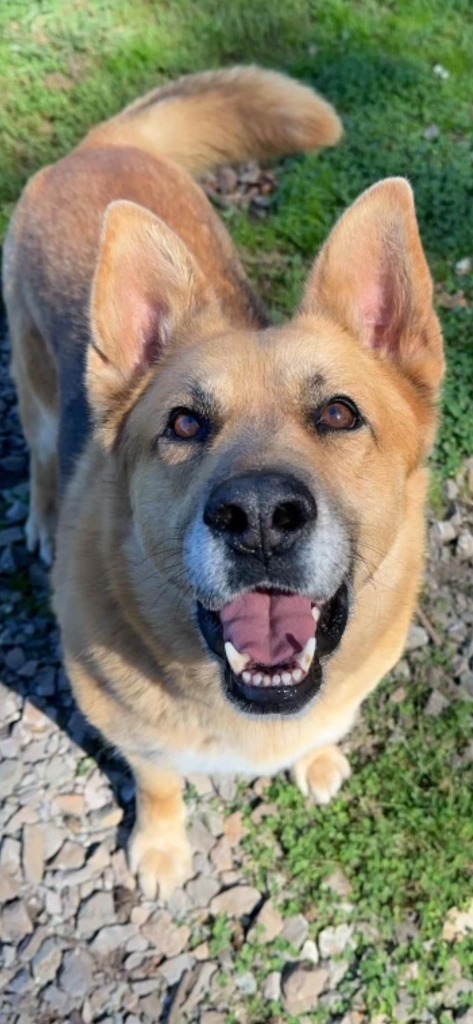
[0,302,472,1024]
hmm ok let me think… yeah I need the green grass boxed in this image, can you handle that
[1,2,473,1018]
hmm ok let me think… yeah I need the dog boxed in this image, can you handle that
[3,66,444,898]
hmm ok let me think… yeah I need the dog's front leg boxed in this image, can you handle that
[128,759,192,900]
[292,744,351,805]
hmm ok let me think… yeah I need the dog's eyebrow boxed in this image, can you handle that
[307,373,326,396]
[187,382,220,414]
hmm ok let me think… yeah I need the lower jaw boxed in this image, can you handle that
[224,657,323,716]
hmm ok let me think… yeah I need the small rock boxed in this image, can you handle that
[22,824,46,884]
[186,874,220,908]
[0,760,23,797]
[0,836,21,876]
[210,884,260,917]
[263,971,282,1001]
[329,958,350,987]
[32,939,62,984]
[142,910,190,957]
[187,820,216,856]
[186,774,214,797]
[201,1015,226,1024]
[77,891,115,936]
[248,899,283,943]
[424,123,439,141]
[22,702,50,733]
[91,923,136,956]
[433,63,449,79]
[425,690,450,716]
[405,625,429,651]
[282,963,329,1014]
[457,531,473,561]
[158,953,194,986]
[181,962,217,1014]
[210,837,233,872]
[435,520,459,544]
[322,868,353,898]
[235,972,257,995]
[50,840,85,870]
[443,900,473,941]
[1,899,33,942]
[282,914,309,950]
[301,939,319,964]
[53,793,85,817]
[455,257,471,277]
[318,923,354,958]
[222,811,246,846]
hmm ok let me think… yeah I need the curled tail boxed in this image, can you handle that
[81,65,342,175]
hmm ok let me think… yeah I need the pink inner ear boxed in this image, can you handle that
[359,270,397,351]
[127,294,169,377]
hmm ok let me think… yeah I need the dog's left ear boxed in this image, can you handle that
[88,200,222,421]
[299,178,444,391]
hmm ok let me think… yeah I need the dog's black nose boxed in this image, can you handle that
[203,472,317,558]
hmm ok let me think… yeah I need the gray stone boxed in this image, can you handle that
[425,690,450,716]
[282,964,329,1014]
[32,939,62,984]
[263,971,282,1001]
[77,891,115,936]
[282,914,309,950]
[158,953,194,986]
[0,760,23,798]
[318,923,354,958]
[235,971,257,995]
[22,824,46,884]
[1,900,33,942]
[210,884,260,917]
[186,874,220,908]
[248,899,283,943]
[187,819,216,856]
[301,939,319,964]
[405,625,429,651]
[5,647,25,671]
[50,840,85,870]
[210,836,233,872]
[457,530,473,561]
[0,837,21,876]
[59,948,94,998]
[142,911,190,957]
[91,924,136,956]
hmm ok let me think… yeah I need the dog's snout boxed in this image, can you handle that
[203,472,317,558]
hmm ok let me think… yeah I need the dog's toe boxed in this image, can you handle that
[293,745,351,804]
[128,827,192,901]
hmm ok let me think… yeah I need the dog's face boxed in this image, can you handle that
[88,180,444,717]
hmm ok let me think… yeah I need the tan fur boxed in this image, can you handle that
[3,66,444,898]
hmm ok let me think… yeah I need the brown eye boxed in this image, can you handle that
[317,398,361,432]
[166,408,209,442]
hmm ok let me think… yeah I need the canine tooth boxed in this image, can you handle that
[253,673,263,686]
[225,641,250,675]
[312,606,321,623]
[242,671,251,684]
[297,637,316,673]
[281,672,292,685]
[273,674,281,684]
[292,668,303,683]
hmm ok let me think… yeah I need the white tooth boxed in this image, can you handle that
[273,674,281,684]
[312,606,321,623]
[253,673,263,686]
[225,641,250,675]
[292,668,303,682]
[297,637,316,673]
[281,672,292,685]
[242,671,251,684]
[263,675,271,686]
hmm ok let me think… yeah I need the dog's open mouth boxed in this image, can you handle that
[197,583,349,715]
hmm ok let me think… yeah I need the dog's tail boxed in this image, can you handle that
[81,65,342,174]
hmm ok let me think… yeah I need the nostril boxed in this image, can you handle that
[272,500,308,533]
[211,503,248,535]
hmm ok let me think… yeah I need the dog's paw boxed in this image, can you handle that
[128,826,192,901]
[293,745,351,804]
[25,512,54,567]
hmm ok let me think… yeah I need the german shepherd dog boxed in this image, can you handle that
[3,67,444,898]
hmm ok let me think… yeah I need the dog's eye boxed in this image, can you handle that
[317,398,362,432]
[166,408,209,442]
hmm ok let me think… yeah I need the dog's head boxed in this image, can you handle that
[87,179,444,716]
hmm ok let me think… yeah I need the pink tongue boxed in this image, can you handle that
[220,592,315,667]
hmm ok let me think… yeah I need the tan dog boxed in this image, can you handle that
[3,67,444,899]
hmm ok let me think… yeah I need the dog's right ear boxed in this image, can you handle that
[88,200,222,422]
